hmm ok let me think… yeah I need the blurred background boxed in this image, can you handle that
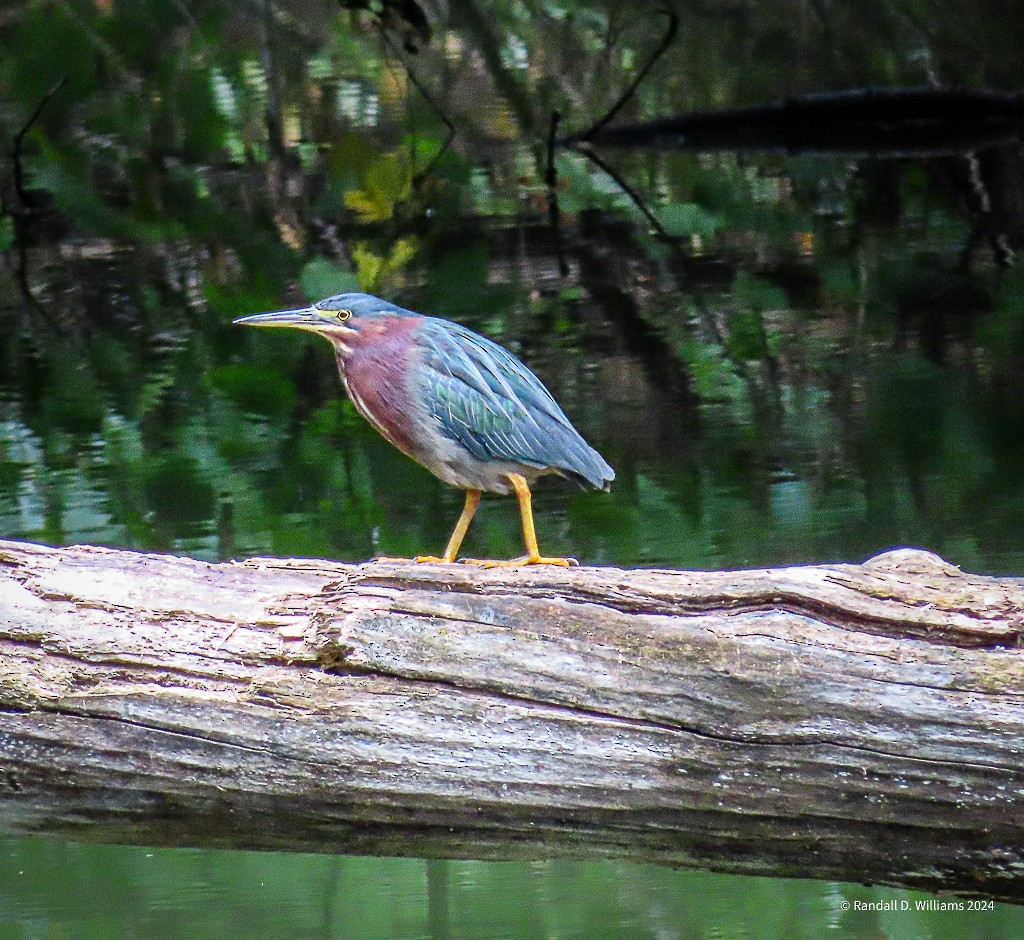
[3,0,1024,936]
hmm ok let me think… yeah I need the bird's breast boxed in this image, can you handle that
[338,317,423,457]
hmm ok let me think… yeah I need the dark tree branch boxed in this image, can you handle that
[577,7,679,143]
[545,110,568,277]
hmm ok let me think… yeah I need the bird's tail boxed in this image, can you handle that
[561,443,615,492]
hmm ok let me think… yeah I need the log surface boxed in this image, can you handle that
[1,539,1024,902]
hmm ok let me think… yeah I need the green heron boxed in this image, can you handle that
[234,292,614,566]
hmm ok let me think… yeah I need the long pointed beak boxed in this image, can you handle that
[233,307,325,330]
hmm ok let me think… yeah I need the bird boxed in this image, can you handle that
[234,292,614,567]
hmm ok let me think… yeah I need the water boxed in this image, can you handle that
[3,1,1024,936]
[2,842,1021,939]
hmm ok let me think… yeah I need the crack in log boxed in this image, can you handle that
[316,637,1022,775]
[0,640,267,703]
[732,631,1024,698]
[353,574,1019,648]
[8,684,1018,803]
[566,593,1015,648]
[16,702,339,769]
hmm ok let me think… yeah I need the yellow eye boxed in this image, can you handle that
[336,309,352,322]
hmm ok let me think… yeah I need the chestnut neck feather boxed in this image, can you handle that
[334,316,421,457]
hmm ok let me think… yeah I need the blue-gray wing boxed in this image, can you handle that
[416,318,613,489]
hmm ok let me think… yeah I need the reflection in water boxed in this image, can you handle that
[3,839,1023,940]
[5,199,1023,572]
[4,0,1024,936]
[426,859,449,940]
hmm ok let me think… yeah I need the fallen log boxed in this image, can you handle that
[1,539,1023,903]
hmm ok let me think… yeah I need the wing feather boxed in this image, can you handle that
[417,318,614,488]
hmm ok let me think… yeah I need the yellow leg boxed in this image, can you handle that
[461,473,577,568]
[414,489,480,563]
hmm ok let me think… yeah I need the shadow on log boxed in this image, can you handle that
[1,539,1023,903]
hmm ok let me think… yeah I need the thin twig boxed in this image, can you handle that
[8,76,69,337]
[578,7,679,142]
[260,0,285,162]
[12,76,68,209]
[545,110,568,278]
[578,146,669,240]
[545,110,560,191]
[381,31,456,186]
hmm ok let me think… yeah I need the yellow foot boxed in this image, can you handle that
[460,555,578,568]
[372,555,456,564]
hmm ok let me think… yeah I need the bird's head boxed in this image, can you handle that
[233,292,413,352]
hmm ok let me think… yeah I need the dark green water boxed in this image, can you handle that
[4,0,1024,936]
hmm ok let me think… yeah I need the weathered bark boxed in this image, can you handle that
[1,539,1023,902]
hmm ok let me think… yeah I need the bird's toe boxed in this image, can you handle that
[531,555,578,567]
[460,555,578,568]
